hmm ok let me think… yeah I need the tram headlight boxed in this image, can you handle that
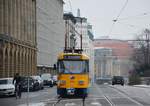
[59,80,66,85]
[78,80,84,85]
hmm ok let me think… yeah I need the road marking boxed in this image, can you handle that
[91,101,102,106]
[18,102,45,106]
[95,84,114,106]
[65,102,77,106]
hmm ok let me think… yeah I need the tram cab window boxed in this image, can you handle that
[58,60,89,74]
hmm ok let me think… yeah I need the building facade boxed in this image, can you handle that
[94,47,120,79]
[63,13,76,49]
[0,0,37,78]
[36,0,64,75]
[75,17,95,82]
[94,39,134,79]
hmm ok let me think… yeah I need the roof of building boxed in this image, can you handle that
[63,13,76,23]
[94,39,134,59]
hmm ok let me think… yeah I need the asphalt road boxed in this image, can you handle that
[1,84,150,106]
[0,86,57,106]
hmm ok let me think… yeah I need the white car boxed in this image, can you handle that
[0,78,15,96]
[31,76,44,89]
[41,73,54,87]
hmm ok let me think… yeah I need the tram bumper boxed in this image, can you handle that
[67,88,75,95]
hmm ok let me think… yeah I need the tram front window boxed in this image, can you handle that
[58,60,88,74]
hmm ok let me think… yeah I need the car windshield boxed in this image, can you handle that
[113,76,123,79]
[41,74,51,80]
[58,60,88,74]
[0,80,8,84]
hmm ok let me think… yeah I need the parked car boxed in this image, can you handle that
[41,73,53,87]
[0,78,15,96]
[31,76,44,89]
[52,75,57,85]
[112,76,124,86]
[21,77,40,91]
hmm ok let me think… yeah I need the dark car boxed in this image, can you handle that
[112,76,124,86]
[21,77,40,91]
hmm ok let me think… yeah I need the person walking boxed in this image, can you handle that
[13,73,22,99]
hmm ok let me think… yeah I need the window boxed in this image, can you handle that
[58,60,89,74]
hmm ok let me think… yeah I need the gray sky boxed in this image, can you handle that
[64,0,150,40]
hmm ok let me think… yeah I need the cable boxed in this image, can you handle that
[107,0,129,36]
[118,12,150,21]
[116,0,129,21]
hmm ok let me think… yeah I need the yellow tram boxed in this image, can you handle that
[57,52,90,97]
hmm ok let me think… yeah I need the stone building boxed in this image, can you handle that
[36,0,64,75]
[94,39,134,79]
[0,0,37,78]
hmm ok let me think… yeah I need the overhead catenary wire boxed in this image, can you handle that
[107,0,129,36]
[118,12,150,21]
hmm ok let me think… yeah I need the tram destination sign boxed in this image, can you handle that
[64,55,81,59]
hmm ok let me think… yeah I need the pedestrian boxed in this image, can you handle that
[13,73,22,99]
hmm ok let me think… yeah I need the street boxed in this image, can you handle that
[1,84,150,106]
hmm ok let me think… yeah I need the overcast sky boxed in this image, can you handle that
[64,0,150,40]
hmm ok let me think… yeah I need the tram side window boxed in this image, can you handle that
[85,61,89,73]
[58,61,65,73]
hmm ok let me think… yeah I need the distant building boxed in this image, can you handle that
[63,13,76,49]
[37,0,64,75]
[75,17,95,82]
[62,12,95,81]
[94,39,134,79]
[0,0,37,78]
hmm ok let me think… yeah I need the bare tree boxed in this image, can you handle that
[132,29,150,76]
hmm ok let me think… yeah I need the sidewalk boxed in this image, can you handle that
[133,84,150,88]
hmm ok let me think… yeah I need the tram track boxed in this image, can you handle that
[52,96,86,106]
[46,84,146,106]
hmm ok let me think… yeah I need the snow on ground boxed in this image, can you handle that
[133,85,150,88]
[18,102,45,106]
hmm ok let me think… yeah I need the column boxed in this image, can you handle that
[2,45,6,77]
[22,47,26,76]
[0,42,3,77]
[15,45,19,74]
[11,44,15,77]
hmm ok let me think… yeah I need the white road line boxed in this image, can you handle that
[18,102,45,106]
[91,99,102,106]
[95,84,114,106]
[65,102,77,106]
[110,85,144,106]
[103,95,114,106]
